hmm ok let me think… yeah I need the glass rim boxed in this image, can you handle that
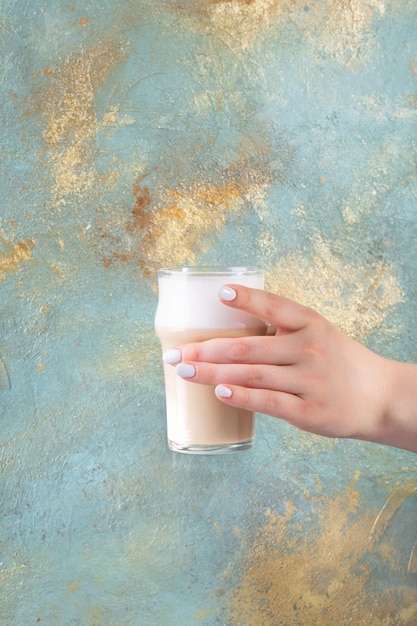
[157,266,264,277]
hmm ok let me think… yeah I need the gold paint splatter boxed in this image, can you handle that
[94,327,160,380]
[36,41,125,205]
[139,181,244,270]
[342,205,358,225]
[206,0,293,51]
[104,160,271,273]
[194,608,213,620]
[139,175,267,273]
[0,562,29,622]
[409,57,417,77]
[265,236,403,341]
[69,581,80,593]
[311,0,385,67]
[169,0,384,64]
[227,481,417,625]
[85,606,106,626]
[0,239,35,282]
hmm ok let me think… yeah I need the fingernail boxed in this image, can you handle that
[215,385,233,398]
[218,285,237,302]
[163,348,182,364]
[176,363,196,378]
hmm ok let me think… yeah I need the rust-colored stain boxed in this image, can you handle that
[226,478,417,625]
[0,239,35,281]
[104,161,272,273]
[127,178,152,233]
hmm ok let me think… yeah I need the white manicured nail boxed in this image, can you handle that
[163,348,182,364]
[215,385,233,398]
[218,285,237,302]
[176,363,196,378]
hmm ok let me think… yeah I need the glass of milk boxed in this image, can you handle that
[155,267,266,454]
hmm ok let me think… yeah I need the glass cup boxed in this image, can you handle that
[155,267,266,454]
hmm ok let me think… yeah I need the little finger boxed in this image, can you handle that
[214,384,305,423]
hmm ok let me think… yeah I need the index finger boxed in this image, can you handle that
[220,285,311,331]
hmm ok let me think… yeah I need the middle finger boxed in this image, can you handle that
[170,335,299,366]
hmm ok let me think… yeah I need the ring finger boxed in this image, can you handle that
[175,361,302,396]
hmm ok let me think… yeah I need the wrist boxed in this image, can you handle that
[370,359,417,453]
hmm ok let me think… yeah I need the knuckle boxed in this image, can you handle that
[193,344,205,361]
[262,292,279,321]
[188,341,211,362]
[303,306,323,328]
[246,365,263,387]
[300,399,317,422]
[181,345,199,361]
[302,340,324,361]
[264,390,279,415]
[299,394,325,424]
[300,323,327,361]
[229,338,251,362]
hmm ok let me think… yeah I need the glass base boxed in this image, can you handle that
[168,439,254,455]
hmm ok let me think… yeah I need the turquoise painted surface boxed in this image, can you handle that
[1,1,417,624]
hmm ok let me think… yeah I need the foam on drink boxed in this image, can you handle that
[155,269,265,329]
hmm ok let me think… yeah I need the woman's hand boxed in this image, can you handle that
[163,285,417,453]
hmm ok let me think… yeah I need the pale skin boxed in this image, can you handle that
[164,285,417,453]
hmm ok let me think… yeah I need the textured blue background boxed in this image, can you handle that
[1,1,417,624]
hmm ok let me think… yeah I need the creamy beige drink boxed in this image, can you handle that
[155,326,266,451]
[155,267,265,454]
